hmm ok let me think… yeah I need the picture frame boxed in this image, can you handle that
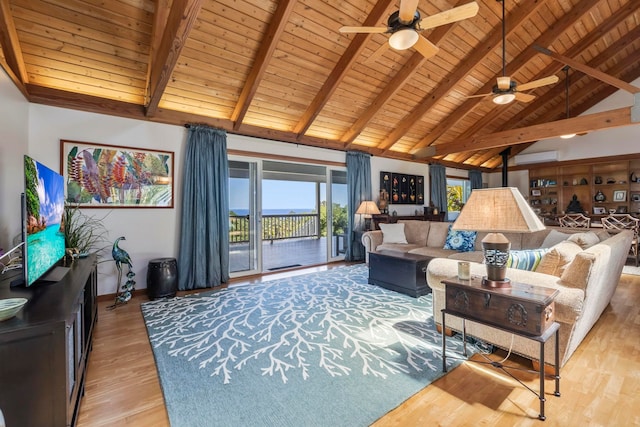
[593,207,606,215]
[632,193,640,202]
[61,140,174,208]
[531,189,541,197]
[613,190,627,202]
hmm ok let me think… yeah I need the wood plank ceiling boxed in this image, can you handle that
[1,0,639,171]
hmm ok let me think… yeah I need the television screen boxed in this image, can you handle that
[23,155,67,286]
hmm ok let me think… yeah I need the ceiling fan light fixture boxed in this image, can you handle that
[496,76,511,90]
[560,133,576,139]
[389,29,419,50]
[492,93,516,105]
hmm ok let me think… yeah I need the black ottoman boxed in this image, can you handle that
[147,257,178,299]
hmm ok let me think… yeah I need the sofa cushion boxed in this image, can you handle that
[426,222,450,247]
[399,220,430,245]
[559,251,596,290]
[443,224,477,252]
[507,248,550,271]
[540,229,572,248]
[535,240,583,277]
[520,229,552,249]
[379,223,408,244]
[567,231,600,249]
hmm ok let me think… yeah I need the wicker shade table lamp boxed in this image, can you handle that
[356,201,381,231]
[452,187,545,288]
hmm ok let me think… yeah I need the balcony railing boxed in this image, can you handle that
[229,213,320,243]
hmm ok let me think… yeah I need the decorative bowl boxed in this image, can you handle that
[0,298,28,321]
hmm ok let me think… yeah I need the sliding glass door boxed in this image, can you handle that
[228,160,260,276]
[229,157,346,277]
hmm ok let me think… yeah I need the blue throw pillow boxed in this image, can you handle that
[443,224,477,252]
[507,248,550,271]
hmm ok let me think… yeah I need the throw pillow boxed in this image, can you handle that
[567,231,600,249]
[507,248,550,271]
[540,229,571,248]
[559,251,596,290]
[443,224,477,252]
[534,240,583,277]
[379,223,408,244]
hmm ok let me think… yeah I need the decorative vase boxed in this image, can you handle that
[594,190,606,202]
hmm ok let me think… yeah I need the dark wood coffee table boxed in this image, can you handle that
[368,250,433,297]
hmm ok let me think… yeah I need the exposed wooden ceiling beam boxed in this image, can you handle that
[293,0,395,138]
[145,0,171,104]
[434,107,636,157]
[376,0,545,153]
[0,0,28,84]
[448,23,640,164]
[341,0,474,147]
[407,0,604,154]
[146,0,203,116]
[231,0,297,131]
[534,46,640,95]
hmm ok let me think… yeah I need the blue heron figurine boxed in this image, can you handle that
[109,236,136,308]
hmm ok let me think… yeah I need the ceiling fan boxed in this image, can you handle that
[466,0,558,105]
[339,1,479,60]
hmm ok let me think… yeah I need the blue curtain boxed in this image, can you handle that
[345,151,372,261]
[178,126,230,290]
[430,164,448,221]
[469,169,483,190]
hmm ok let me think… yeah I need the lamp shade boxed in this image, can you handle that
[492,93,516,105]
[355,201,381,217]
[389,29,419,50]
[452,187,544,233]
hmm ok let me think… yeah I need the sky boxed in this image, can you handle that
[229,179,347,211]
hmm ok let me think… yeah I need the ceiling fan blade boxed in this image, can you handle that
[412,35,439,59]
[339,26,387,34]
[534,45,640,94]
[399,0,420,23]
[419,2,480,30]
[364,41,389,64]
[515,92,535,103]
[517,75,559,91]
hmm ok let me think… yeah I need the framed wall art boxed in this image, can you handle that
[61,140,174,208]
[613,190,627,202]
[380,171,424,205]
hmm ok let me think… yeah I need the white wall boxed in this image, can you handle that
[28,105,186,295]
[0,69,28,253]
[19,105,433,294]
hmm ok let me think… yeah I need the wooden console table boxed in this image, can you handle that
[372,212,444,229]
[440,277,560,421]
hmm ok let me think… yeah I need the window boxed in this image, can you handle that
[446,177,471,220]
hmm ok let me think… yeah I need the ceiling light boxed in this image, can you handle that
[388,29,418,50]
[560,133,576,139]
[492,93,516,105]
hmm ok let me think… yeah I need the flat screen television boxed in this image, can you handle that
[18,155,68,287]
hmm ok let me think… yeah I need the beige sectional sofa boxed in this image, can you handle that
[361,219,633,367]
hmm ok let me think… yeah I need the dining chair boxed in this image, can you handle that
[558,213,591,228]
[601,214,640,266]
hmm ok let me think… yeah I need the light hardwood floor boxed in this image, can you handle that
[77,267,640,426]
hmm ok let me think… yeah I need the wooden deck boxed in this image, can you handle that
[230,236,347,273]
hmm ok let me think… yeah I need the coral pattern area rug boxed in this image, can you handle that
[141,264,472,427]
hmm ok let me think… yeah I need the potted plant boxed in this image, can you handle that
[62,205,109,257]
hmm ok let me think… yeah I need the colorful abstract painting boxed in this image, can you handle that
[61,140,174,207]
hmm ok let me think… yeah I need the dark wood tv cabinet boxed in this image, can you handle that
[0,255,98,427]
